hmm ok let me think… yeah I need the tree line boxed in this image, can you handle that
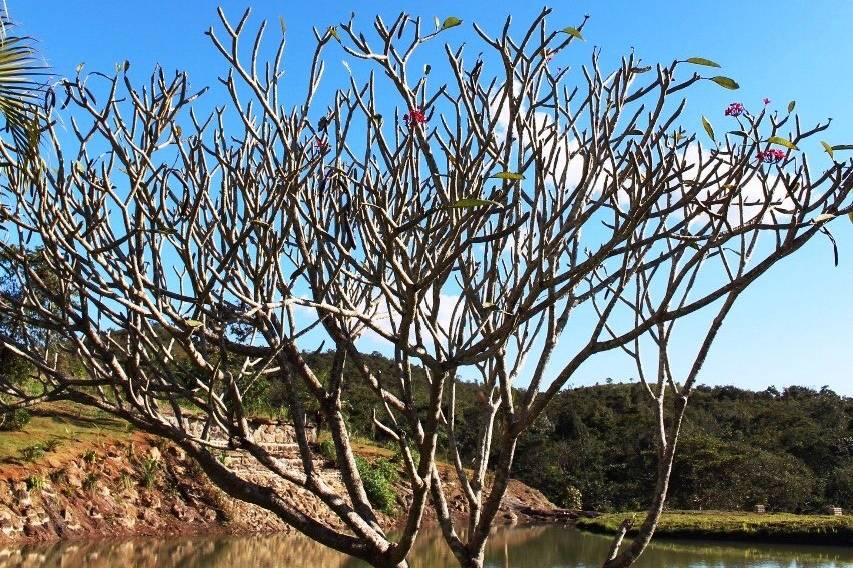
[257,351,852,514]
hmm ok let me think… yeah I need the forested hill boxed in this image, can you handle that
[248,351,852,514]
[513,383,852,513]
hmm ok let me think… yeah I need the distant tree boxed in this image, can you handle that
[1,7,852,568]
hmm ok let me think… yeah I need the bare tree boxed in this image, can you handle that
[1,6,851,568]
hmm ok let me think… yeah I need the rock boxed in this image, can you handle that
[118,514,136,529]
[140,508,159,525]
[168,446,186,461]
[13,491,31,509]
[140,493,161,509]
[171,501,188,520]
[502,511,518,525]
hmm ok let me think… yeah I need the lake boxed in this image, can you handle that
[1,525,851,567]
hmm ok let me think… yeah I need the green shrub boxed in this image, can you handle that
[43,438,62,452]
[82,472,100,492]
[373,457,398,484]
[26,474,45,493]
[119,472,134,492]
[82,449,98,464]
[139,456,161,488]
[563,485,583,510]
[391,445,420,470]
[0,408,31,431]
[355,455,397,514]
[19,443,45,462]
[318,438,337,463]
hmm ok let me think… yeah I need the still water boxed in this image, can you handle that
[1,526,851,568]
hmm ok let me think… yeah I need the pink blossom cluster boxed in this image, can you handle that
[403,108,427,126]
[757,148,785,164]
[724,102,745,117]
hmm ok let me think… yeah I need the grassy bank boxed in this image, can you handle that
[576,511,853,546]
[0,404,133,479]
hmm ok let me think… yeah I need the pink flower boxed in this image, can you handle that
[403,108,427,126]
[763,97,771,105]
[724,102,745,117]
[757,148,785,164]
[313,137,329,153]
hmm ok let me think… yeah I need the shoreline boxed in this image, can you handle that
[576,511,853,547]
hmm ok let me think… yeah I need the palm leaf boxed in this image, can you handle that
[0,12,48,158]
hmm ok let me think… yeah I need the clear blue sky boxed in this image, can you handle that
[11,1,853,395]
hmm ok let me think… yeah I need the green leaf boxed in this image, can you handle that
[686,57,721,68]
[831,144,853,151]
[560,26,584,40]
[710,76,739,90]
[492,171,525,181]
[447,198,502,209]
[75,62,85,74]
[821,141,834,159]
[630,66,652,74]
[185,319,204,329]
[787,100,796,113]
[625,129,644,136]
[767,136,797,150]
[327,26,340,42]
[424,64,432,76]
[848,211,853,224]
[814,213,836,223]
[727,130,748,138]
[441,16,462,30]
[701,116,715,142]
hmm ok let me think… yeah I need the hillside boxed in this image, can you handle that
[245,352,852,514]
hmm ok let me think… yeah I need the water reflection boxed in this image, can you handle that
[1,525,851,568]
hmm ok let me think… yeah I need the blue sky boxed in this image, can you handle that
[10,1,853,395]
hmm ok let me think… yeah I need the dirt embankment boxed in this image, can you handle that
[0,435,285,544]
[0,434,563,546]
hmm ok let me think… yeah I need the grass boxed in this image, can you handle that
[577,510,853,546]
[0,403,132,473]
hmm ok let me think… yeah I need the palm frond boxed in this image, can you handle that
[0,12,48,158]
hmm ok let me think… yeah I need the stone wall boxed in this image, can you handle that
[180,416,315,448]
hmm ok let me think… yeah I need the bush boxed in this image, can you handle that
[19,443,45,462]
[391,445,420,470]
[43,438,62,452]
[26,474,45,492]
[139,455,161,488]
[119,472,134,492]
[82,472,101,492]
[0,408,31,431]
[563,485,583,510]
[355,455,397,514]
[373,457,398,484]
[318,438,337,463]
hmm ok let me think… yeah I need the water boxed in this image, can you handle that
[1,526,851,568]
